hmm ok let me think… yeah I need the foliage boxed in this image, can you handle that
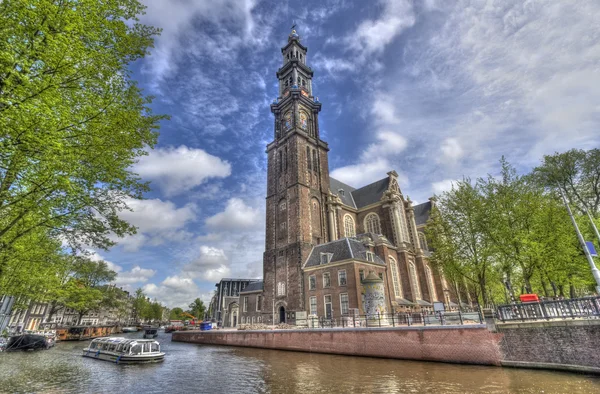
[187,298,206,320]
[169,307,185,321]
[0,0,166,304]
[427,154,597,305]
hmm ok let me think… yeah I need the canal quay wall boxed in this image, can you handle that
[173,319,600,374]
[173,325,503,366]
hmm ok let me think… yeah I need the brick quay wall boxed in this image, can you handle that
[173,320,600,374]
[172,325,504,366]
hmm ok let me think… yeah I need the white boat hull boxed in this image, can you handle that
[82,349,164,364]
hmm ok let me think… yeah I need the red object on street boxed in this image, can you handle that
[520,294,540,303]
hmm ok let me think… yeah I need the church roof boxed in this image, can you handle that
[240,281,263,293]
[329,177,393,209]
[350,177,390,208]
[304,237,386,268]
[413,200,432,226]
[329,177,357,208]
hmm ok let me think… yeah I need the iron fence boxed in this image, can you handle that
[297,311,483,329]
[496,296,600,322]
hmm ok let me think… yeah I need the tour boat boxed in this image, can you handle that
[121,326,138,333]
[82,337,165,364]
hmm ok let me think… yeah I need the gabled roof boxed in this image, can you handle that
[351,177,390,208]
[413,200,432,226]
[304,237,386,268]
[240,281,263,293]
[329,177,357,208]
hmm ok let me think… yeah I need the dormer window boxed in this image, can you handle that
[338,189,345,196]
[366,251,375,262]
[320,253,333,265]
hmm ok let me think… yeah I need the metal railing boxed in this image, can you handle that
[496,296,600,322]
[296,311,483,329]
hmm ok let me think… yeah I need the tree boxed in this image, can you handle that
[534,149,600,216]
[169,307,184,321]
[132,288,149,323]
[0,0,166,285]
[188,298,206,320]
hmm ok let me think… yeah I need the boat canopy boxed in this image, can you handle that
[90,337,157,346]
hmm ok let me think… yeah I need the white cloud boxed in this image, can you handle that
[349,0,415,56]
[116,198,196,251]
[134,146,231,197]
[331,158,406,188]
[431,179,456,195]
[205,198,261,231]
[440,138,464,161]
[143,276,201,308]
[87,251,156,286]
[182,246,232,281]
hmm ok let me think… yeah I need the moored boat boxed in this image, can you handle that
[122,327,138,333]
[5,334,52,351]
[143,328,158,338]
[83,337,164,364]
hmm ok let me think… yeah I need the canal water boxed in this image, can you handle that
[1,332,599,393]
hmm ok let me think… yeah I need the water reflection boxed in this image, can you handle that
[0,332,599,393]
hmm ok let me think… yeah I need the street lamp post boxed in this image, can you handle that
[559,187,600,293]
[584,208,600,246]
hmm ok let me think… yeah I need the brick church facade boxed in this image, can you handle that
[237,29,457,325]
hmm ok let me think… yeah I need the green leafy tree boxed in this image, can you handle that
[169,307,184,321]
[188,298,206,320]
[0,0,166,288]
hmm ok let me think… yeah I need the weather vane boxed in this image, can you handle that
[291,22,296,30]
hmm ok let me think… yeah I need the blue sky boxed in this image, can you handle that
[94,0,600,308]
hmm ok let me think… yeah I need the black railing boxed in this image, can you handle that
[297,311,483,329]
[496,296,600,322]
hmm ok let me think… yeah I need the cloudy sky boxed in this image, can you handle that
[97,0,600,308]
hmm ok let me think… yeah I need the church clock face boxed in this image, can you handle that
[300,113,308,130]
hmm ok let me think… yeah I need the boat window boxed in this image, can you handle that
[131,344,142,355]
[90,342,97,349]
[151,343,159,352]
[116,344,123,352]
[143,342,150,353]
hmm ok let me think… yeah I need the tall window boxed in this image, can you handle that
[312,149,318,172]
[277,282,286,296]
[323,272,331,288]
[426,265,437,301]
[284,147,288,171]
[418,232,428,251]
[338,270,347,286]
[256,295,262,311]
[243,297,248,312]
[310,296,317,315]
[398,209,409,243]
[344,215,355,237]
[409,261,421,299]
[340,293,349,315]
[309,275,316,290]
[307,146,311,170]
[365,213,382,234]
[389,257,403,298]
[359,269,365,281]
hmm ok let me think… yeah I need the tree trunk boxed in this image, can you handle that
[569,282,576,299]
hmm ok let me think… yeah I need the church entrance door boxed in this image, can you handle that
[279,306,286,323]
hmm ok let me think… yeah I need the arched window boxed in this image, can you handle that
[426,265,437,301]
[418,232,428,251]
[365,213,382,234]
[389,257,403,298]
[278,151,282,172]
[312,149,318,172]
[307,146,311,170]
[252,317,255,324]
[397,208,409,243]
[241,317,245,324]
[258,316,261,323]
[284,147,288,171]
[409,261,421,300]
[344,215,355,237]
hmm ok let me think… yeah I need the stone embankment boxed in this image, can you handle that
[173,318,600,374]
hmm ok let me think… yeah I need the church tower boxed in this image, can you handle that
[262,29,330,323]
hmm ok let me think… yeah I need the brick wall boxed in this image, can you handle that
[173,326,503,366]
[496,320,600,370]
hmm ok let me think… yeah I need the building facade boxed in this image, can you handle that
[210,278,261,327]
[234,29,458,325]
